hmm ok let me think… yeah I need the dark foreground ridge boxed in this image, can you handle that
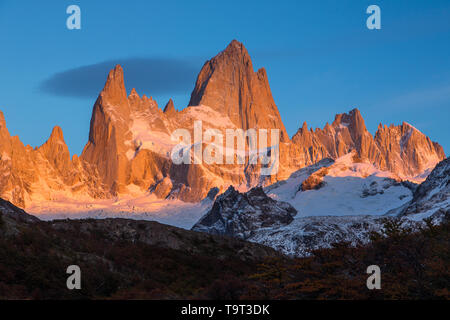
[0,198,279,299]
[0,198,449,299]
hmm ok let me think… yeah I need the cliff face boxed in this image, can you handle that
[189,40,289,142]
[374,122,446,178]
[0,111,107,208]
[79,65,175,197]
[80,65,131,194]
[400,156,450,217]
[0,40,446,209]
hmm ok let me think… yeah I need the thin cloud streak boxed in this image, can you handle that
[39,57,201,99]
[378,84,450,110]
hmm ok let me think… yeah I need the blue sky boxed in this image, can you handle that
[0,0,449,155]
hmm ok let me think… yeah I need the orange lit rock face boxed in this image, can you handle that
[0,41,446,208]
[0,110,107,208]
[189,40,290,143]
[291,109,445,180]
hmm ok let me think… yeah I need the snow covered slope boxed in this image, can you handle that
[27,193,212,229]
[247,212,444,257]
[266,152,414,217]
[398,157,450,221]
[249,215,386,256]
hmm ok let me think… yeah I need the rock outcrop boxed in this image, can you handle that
[192,186,297,239]
[400,157,450,218]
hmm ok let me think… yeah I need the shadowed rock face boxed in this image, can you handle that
[0,198,39,225]
[192,186,297,239]
[401,157,450,217]
[374,122,446,177]
[163,98,177,116]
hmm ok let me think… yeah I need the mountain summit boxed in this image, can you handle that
[102,64,128,106]
[189,40,289,142]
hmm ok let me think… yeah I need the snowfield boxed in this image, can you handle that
[247,211,445,257]
[267,152,413,217]
[28,193,212,230]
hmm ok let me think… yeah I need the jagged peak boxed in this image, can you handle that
[333,114,342,123]
[223,40,247,55]
[163,98,176,115]
[349,107,361,115]
[401,121,420,132]
[332,108,367,138]
[0,110,7,131]
[224,185,238,195]
[302,121,308,131]
[49,125,65,142]
[334,108,362,123]
[377,122,383,130]
[101,64,127,105]
[38,126,68,152]
[214,39,253,71]
[256,67,267,79]
[188,40,289,141]
[129,88,140,99]
[293,122,308,137]
[105,65,124,86]
[227,39,244,49]
[37,125,70,164]
[376,121,422,136]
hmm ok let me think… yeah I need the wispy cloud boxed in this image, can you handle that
[39,57,200,99]
[380,84,450,110]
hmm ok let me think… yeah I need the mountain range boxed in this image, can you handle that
[0,40,446,227]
